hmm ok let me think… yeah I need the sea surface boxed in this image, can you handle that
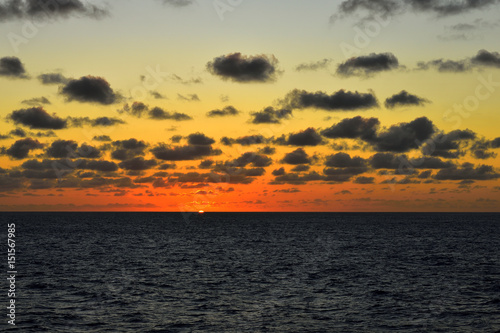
[2,212,500,332]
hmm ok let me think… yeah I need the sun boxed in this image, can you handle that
[198,210,205,214]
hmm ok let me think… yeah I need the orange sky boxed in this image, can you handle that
[0,0,499,211]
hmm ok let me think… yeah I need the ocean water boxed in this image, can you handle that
[3,212,500,332]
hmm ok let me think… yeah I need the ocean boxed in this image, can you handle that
[2,212,500,332]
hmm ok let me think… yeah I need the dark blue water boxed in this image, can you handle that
[2,213,500,332]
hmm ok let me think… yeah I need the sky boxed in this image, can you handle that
[0,0,499,212]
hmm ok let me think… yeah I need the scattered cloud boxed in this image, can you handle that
[151,144,220,161]
[321,116,379,140]
[68,117,126,127]
[206,106,240,117]
[5,138,43,159]
[187,133,215,146]
[148,107,192,121]
[416,59,471,73]
[295,58,332,72]
[46,140,100,159]
[281,89,378,111]
[207,53,280,83]
[434,163,500,180]
[111,139,148,161]
[177,93,200,102]
[160,0,195,7]
[250,107,292,124]
[21,96,51,106]
[0,0,109,22]
[282,148,312,165]
[0,57,28,79]
[367,117,435,152]
[276,128,323,146]
[60,76,121,105]
[385,90,430,108]
[8,107,67,129]
[118,157,157,171]
[37,73,69,85]
[336,53,400,77]
[331,0,500,23]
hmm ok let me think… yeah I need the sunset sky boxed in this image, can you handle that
[1,0,499,212]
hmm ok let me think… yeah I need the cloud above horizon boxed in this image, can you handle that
[207,53,280,83]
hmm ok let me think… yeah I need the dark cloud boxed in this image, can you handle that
[279,128,323,146]
[6,138,43,159]
[0,56,28,79]
[337,53,400,77]
[119,103,191,121]
[46,140,100,159]
[60,76,120,105]
[150,91,166,99]
[93,135,112,142]
[469,138,497,160]
[416,59,471,73]
[369,152,455,170]
[206,106,240,117]
[0,175,24,192]
[160,0,195,7]
[171,135,182,143]
[169,74,203,85]
[291,165,310,172]
[151,144,220,161]
[8,107,67,129]
[422,130,476,159]
[331,0,500,23]
[187,133,215,146]
[434,163,500,181]
[230,152,273,168]
[471,49,500,68]
[271,172,324,185]
[415,50,500,72]
[79,160,119,172]
[295,58,332,72]
[250,107,292,124]
[21,96,51,106]
[177,93,200,102]
[207,53,280,83]
[10,128,27,137]
[37,73,69,85]
[158,163,177,170]
[148,107,192,121]
[120,102,148,118]
[6,128,55,138]
[257,146,276,155]
[323,166,368,182]
[281,89,378,111]
[23,158,118,174]
[325,153,367,168]
[321,116,379,140]
[272,167,286,176]
[354,176,375,184]
[490,137,500,148]
[368,117,435,152]
[0,0,108,21]
[282,148,311,165]
[119,157,157,171]
[418,170,433,179]
[370,152,401,169]
[385,90,430,109]
[111,139,147,161]
[198,160,214,169]
[221,135,268,146]
[68,116,126,127]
